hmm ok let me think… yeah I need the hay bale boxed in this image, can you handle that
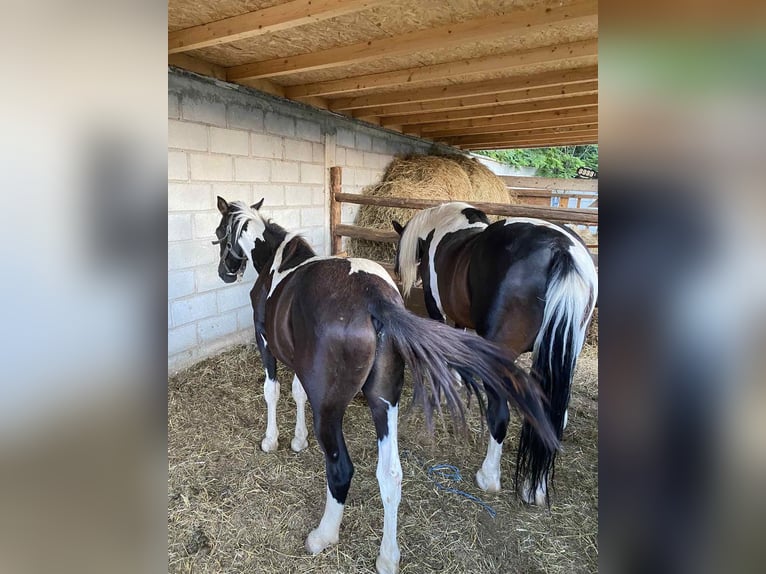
[349,154,512,263]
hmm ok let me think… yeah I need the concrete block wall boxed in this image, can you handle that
[168,69,447,371]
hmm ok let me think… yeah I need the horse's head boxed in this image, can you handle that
[392,219,427,298]
[213,196,265,283]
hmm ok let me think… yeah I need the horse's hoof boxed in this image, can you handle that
[261,436,278,452]
[305,529,337,555]
[475,468,501,493]
[291,436,308,452]
[376,553,400,574]
[520,480,547,506]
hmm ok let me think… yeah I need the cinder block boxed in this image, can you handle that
[198,312,239,342]
[253,184,285,206]
[265,112,295,137]
[312,142,325,163]
[169,120,208,151]
[168,183,212,211]
[337,128,355,148]
[181,98,226,126]
[271,208,300,229]
[190,154,233,181]
[300,164,324,184]
[335,147,346,165]
[171,291,217,325]
[196,265,225,292]
[301,207,324,226]
[169,94,180,119]
[356,133,372,151]
[212,182,253,205]
[168,270,195,300]
[168,241,218,270]
[296,119,322,142]
[252,134,283,159]
[271,161,301,183]
[227,104,264,131]
[217,283,253,312]
[192,211,222,239]
[168,324,197,355]
[372,137,388,154]
[284,139,314,162]
[284,185,314,206]
[312,188,325,205]
[236,306,254,331]
[210,127,249,155]
[168,213,193,241]
[168,151,188,181]
[235,157,270,182]
[363,152,380,169]
[346,149,364,167]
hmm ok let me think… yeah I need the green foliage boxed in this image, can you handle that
[476,145,598,178]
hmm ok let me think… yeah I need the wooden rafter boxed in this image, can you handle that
[462,137,598,150]
[168,0,385,54]
[354,81,598,119]
[453,131,599,149]
[416,105,598,133]
[227,1,597,81]
[285,38,597,99]
[381,94,598,126]
[168,54,288,98]
[328,61,597,111]
[441,125,598,145]
[426,114,599,138]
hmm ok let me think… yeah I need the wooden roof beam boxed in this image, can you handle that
[451,130,599,148]
[463,137,598,150]
[417,105,598,133]
[328,60,597,111]
[227,1,597,80]
[354,81,597,119]
[168,0,386,54]
[441,126,599,146]
[169,54,288,98]
[381,94,598,126]
[425,114,599,138]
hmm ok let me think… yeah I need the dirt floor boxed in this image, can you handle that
[168,338,598,574]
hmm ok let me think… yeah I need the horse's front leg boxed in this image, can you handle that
[256,331,280,452]
[290,374,309,452]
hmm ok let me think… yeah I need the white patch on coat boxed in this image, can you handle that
[305,485,345,554]
[291,374,309,452]
[347,258,398,290]
[375,400,402,574]
[261,375,279,452]
[267,233,327,298]
[260,333,268,349]
[475,437,503,493]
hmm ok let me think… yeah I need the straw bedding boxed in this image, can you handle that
[348,154,518,263]
[168,339,598,573]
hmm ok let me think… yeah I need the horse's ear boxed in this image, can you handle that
[217,196,229,215]
[251,198,264,211]
[392,220,404,235]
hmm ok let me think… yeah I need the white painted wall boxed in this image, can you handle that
[168,70,439,371]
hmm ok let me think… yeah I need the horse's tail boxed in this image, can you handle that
[515,242,597,505]
[370,299,559,453]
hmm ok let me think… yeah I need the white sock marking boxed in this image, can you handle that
[291,374,308,452]
[476,437,503,492]
[375,402,402,574]
[306,485,345,554]
[261,375,279,452]
[522,474,548,506]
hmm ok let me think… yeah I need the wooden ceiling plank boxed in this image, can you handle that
[285,34,597,99]
[168,0,386,54]
[451,130,599,148]
[442,125,599,145]
[382,94,598,126]
[462,137,598,150]
[426,114,599,138]
[418,105,598,132]
[227,2,597,80]
[328,60,597,111]
[353,81,597,119]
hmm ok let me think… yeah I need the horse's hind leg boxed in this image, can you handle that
[290,374,309,452]
[305,402,353,554]
[363,346,404,574]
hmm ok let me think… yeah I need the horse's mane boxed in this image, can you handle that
[398,202,482,298]
[228,201,264,242]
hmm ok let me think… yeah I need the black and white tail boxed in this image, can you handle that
[371,299,559,452]
[516,241,597,505]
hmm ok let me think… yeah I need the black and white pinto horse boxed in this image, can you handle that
[213,197,558,574]
[392,202,598,505]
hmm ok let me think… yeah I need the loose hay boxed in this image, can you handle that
[168,342,598,573]
[348,154,517,263]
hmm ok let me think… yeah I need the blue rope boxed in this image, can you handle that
[426,463,497,518]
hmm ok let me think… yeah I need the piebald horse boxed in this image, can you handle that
[392,202,598,505]
[213,197,558,574]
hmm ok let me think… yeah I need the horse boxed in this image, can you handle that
[212,196,559,574]
[392,202,598,505]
